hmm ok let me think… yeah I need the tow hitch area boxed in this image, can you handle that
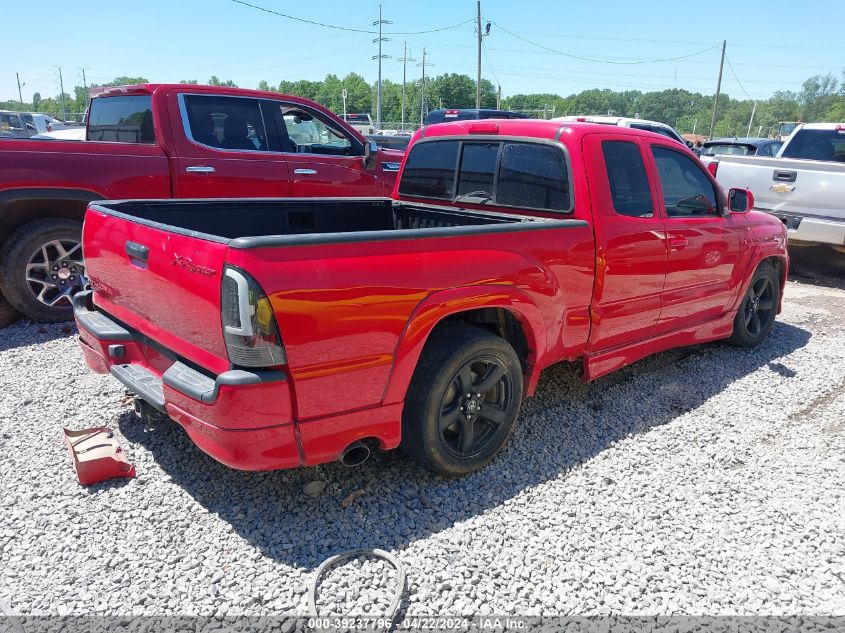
[63,427,136,485]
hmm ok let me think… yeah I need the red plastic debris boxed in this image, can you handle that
[64,427,136,485]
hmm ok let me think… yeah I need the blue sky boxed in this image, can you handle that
[4,0,844,103]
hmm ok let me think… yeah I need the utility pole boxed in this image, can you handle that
[418,48,427,126]
[708,40,726,140]
[497,84,501,110]
[372,4,391,130]
[16,73,24,110]
[81,67,89,92]
[476,0,482,108]
[398,43,415,132]
[746,101,757,137]
[57,66,67,120]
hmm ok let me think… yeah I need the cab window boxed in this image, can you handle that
[183,95,267,151]
[602,141,654,218]
[88,95,155,144]
[651,146,720,217]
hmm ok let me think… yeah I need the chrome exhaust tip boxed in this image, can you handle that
[340,440,370,467]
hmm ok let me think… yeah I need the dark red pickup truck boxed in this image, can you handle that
[74,120,788,476]
[0,84,402,324]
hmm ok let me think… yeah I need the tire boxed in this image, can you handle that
[728,261,779,348]
[401,325,523,476]
[0,219,85,322]
[0,289,21,329]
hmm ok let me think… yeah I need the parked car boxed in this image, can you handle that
[713,123,845,252]
[424,108,529,125]
[30,128,86,141]
[74,120,786,476]
[0,111,37,138]
[366,133,411,151]
[343,113,376,136]
[553,115,688,147]
[0,84,404,325]
[698,137,783,168]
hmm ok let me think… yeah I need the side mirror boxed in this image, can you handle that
[363,140,378,169]
[728,187,754,213]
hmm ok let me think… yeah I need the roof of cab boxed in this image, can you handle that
[419,118,677,144]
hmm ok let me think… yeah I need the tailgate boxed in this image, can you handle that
[83,207,230,374]
[717,156,845,220]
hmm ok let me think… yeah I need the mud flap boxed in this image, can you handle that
[63,427,136,485]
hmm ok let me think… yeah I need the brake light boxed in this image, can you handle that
[707,161,718,177]
[467,121,499,134]
[446,109,459,114]
[47,124,53,132]
[221,266,286,367]
[576,117,588,122]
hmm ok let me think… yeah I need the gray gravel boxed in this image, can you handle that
[1,273,844,619]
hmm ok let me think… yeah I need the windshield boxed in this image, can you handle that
[780,129,845,162]
[701,144,753,156]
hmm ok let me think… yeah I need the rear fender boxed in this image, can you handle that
[0,187,102,239]
[382,285,546,404]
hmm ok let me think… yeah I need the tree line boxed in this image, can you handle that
[3,70,844,138]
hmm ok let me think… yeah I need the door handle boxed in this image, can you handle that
[293,168,318,175]
[773,169,797,183]
[669,237,689,249]
[125,241,149,268]
[185,166,215,174]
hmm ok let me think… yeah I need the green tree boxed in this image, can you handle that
[207,76,237,87]
[32,92,41,110]
[179,79,198,85]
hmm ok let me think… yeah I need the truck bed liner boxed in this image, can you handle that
[89,198,585,248]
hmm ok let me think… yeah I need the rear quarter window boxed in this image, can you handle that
[398,140,459,199]
[398,138,571,213]
[87,95,155,143]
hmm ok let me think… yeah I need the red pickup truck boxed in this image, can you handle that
[0,84,402,324]
[74,120,788,476]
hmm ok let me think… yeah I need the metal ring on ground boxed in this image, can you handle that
[307,548,406,623]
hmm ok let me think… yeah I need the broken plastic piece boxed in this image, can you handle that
[63,427,136,485]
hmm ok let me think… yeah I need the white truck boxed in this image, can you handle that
[713,123,845,252]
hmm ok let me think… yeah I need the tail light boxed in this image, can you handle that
[707,160,719,177]
[221,266,286,368]
[47,124,54,132]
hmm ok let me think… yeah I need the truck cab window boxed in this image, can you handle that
[457,142,498,198]
[601,141,654,218]
[497,142,569,212]
[278,106,353,155]
[398,140,460,200]
[88,95,155,143]
[183,95,267,152]
[652,146,720,217]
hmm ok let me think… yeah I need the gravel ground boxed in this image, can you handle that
[0,259,844,619]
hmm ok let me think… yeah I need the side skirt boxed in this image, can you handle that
[582,312,736,382]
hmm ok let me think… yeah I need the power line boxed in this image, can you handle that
[725,56,753,100]
[482,40,500,86]
[492,21,719,65]
[229,0,472,35]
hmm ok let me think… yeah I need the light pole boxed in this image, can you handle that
[342,88,348,122]
[397,43,415,132]
[418,48,428,126]
[372,4,391,130]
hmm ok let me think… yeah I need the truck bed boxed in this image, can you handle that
[90,198,568,248]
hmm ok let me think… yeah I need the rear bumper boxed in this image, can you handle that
[763,209,845,246]
[74,291,302,471]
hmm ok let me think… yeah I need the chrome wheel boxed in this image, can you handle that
[25,239,87,308]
